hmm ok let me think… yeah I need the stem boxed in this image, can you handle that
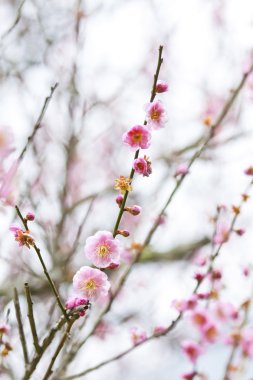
[24,283,41,354]
[15,206,69,322]
[14,288,29,366]
[22,315,67,380]
[42,318,76,380]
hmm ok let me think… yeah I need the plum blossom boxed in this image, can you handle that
[130,327,147,345]
[133,156,152,177]
[73,266,110,301]
[0,160,19,204]
[114,176,132,195]
[200,321,219,343]
[85,230,122,268]
[181,340,203,363]
[9,224,34,249]
[122,125,151,149]
[0,128,14,161]
[213,223,229,244]
[145,100,166,130]
[241,328,253,357]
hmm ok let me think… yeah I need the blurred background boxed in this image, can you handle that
[0,0,253,379]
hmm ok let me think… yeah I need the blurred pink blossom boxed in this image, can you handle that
[145,100,166,130]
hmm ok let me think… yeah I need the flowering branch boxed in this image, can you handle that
[54,54,253,380]
[15,206,69,322]
[64,177,252,379]
[24,283,41,355]
[113,45,164,237]
[13,288,29,366]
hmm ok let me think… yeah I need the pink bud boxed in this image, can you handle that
[26,212,35,221]
[116,195,124,207]
[106,262,120,270]
[125,205,142,216]
[116,229,130,237]
[244,167,253,176]
[155,80,168,93]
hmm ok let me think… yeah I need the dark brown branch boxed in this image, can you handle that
[24,283,41,355]
[14,288,29,366]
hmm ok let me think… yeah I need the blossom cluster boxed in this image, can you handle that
[0,322,12,358]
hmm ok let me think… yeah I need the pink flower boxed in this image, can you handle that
[0,128,15,160]
[212,302,238,321]
[122,125,151,149]
[0,323,10,335]
[171,295,198,312]
[174,164,189,177]
[145,100,166,130]
[0,160,19,204]
[133,156,152,177]
[84,231,122,268]
[9,224,34,249]
[200,321,219,343]
[181,340,203,363]
[241,328,253,357]
[181,371,197,380]
[190,309,209,327]
[156,80,168,93]
[130,327,147,345]
[153,325,167,336]
[73,266,110,301]
[244,166,253,176]
[213,223,229,244]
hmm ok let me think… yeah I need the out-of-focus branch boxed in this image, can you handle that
[19,83,58,161]
[24,283,41,355]
[1,0,26,39]
[139,237,210,262]
[14,288,29,366]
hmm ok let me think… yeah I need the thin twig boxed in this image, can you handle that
[1,0,26,39]
[24,283,41,354]
[18,83,58,161]
[15,206,69,322]
[14,288,29,366]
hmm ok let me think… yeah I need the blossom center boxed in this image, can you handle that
[83,279,96,291]
[98,244,109,256]
[132,133,142,142]
[151,110,160,120]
